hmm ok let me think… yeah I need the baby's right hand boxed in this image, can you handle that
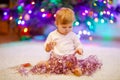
[46,41,56,52]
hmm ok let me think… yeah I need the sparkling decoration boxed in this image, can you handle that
[78,55,102,76]
[17,53,102,76]
[24,14,30,21]
[18,66,29,76]
[0,0,118,40]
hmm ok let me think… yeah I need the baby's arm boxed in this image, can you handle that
[44,33,54,52]
[73,33,83,55]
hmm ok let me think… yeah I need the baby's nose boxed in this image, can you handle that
[66,28,70,31]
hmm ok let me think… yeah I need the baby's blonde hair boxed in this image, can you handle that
[55,7,75,25]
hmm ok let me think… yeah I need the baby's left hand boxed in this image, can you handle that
[75,48,83,55]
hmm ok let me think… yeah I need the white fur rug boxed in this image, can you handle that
[0,41,120,80]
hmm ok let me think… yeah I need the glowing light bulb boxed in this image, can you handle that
[93,3,97,6]
[110,20,114,23]
[54,14,56,17]
[103,11,106,14]
[42,13,46,17]
[21,20,25,25]
[78,31,82,35]
[74,21,80,26]
[31,1,35,5]
[19,16,22,19]
[83,30,87,35]
[111,13,114,17]
[87,32,91,36]
[82,12,86,16]
[9,16,13,20]
[28,10,32,14]
[101,19,105,23]
[3,12,7,15]
[87,21,91,26]
[100,11,103,16]
[107,11,110,15]
[94,18,98,22]
[18,20,21,24]
[24,28,28,33]
[24,14,30,21]
[40,8,45,12]
[85,10,88,13]
[103,1,107,4]
[47,13,52,18]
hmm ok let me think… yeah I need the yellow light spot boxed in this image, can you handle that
[24,28,28,33]
[19,16,22,19]
[93,3,97,6]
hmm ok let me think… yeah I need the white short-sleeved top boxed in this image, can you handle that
[44,30,82,56]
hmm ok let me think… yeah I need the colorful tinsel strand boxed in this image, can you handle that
[78,55,102,76]
[17,54,102,76]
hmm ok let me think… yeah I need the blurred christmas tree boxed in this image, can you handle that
[1,0,119,40]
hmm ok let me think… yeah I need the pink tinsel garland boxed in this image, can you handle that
[78,55,102,76]
[17,54,102,76]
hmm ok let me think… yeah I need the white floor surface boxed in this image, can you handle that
[0,40,120,80]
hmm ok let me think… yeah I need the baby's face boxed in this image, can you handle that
[57,23,73,35]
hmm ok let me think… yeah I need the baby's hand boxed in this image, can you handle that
[46,41,56,52]
[49,41,56,49]
[75,48,83,55]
